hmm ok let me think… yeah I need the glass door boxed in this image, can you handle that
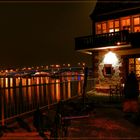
[129,57,140,78]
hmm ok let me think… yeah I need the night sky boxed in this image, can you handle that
[0,0,96,69]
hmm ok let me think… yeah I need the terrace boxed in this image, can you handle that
[75,31,140,53]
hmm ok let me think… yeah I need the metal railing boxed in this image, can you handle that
[75,30,130,50]
[0,76,94,126]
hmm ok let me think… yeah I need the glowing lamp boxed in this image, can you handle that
[103,51,118,65]
[137,58,140,64]
[117,42,120,45]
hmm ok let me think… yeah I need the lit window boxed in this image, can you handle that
[121,17,130,30]
[97,23,101,29]
[133,16,140,32]
[96,23,102,34]
[102,22,107,33]
[109,29,114,33]
[134,17,140,25]
[115,20,119,28]
[108,20,113,32]
[115,28,119,32]
[95,15,140,34]
[108,20,114,28]
[129,58,140,77]
[121,18,130,26]
[114,20,120,32]
[126,18,130,26]
[134,26,140,32]
[121,19,126,27]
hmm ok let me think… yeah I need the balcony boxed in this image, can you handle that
[75,31,140,52]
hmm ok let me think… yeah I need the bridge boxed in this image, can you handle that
[0,66,91,78]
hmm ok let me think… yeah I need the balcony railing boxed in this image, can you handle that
[75,31,140,51]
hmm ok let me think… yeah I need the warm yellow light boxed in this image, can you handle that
[103,51,118,65]
[68,64,70,67]
[117,42,120,45]
[109,29,114,33]
[82,63,85,66]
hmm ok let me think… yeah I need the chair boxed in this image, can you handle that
[109,84,124,102]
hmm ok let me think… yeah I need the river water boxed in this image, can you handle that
[0,73,84,120]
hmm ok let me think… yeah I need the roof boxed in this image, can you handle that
[90,0,140,21]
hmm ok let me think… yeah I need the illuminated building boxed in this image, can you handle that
[75,0,140,92]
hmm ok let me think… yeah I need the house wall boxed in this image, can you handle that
[92,47,140,93]
[93,51,123,93]
[98,52,122,85]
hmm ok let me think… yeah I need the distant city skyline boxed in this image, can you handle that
[0,1,96,69]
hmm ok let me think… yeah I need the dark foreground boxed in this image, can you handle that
[1,92,140,140]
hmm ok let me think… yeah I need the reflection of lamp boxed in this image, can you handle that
[117,42,120,45]
[103,51,118,65]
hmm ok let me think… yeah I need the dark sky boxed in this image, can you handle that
[0,1,96,69]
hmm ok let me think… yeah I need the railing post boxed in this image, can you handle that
[83,67,88,106]
[0,86,5,126]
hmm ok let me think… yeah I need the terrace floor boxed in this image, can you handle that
[1,90,140,140]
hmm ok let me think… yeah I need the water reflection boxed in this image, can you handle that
[0,74,84,119]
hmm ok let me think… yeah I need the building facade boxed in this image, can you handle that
[75,0,140,92]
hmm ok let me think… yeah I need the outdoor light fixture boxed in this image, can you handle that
[137,58,140,65]
[103,51,118,65]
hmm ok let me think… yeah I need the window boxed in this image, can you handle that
[121,17,131,31]
[108,20,114,33]
[102,22,107,33]
[129,58,140,77]
[133,16,140,32]
[134,17,140,25]
[95,14,140,35]
[136,58,140,77]
[134,26,140,32]
[114,20,120,32]
[129,58,135,72]
[96,23,102,34]
[103,64,113,77]
[105,67,112,75]
[121,18,130,27]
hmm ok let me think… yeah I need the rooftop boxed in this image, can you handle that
[91,0,140,21]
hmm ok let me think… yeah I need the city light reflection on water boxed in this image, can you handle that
[0,74,84,119]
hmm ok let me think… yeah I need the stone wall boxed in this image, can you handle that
[95,52,122,92]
